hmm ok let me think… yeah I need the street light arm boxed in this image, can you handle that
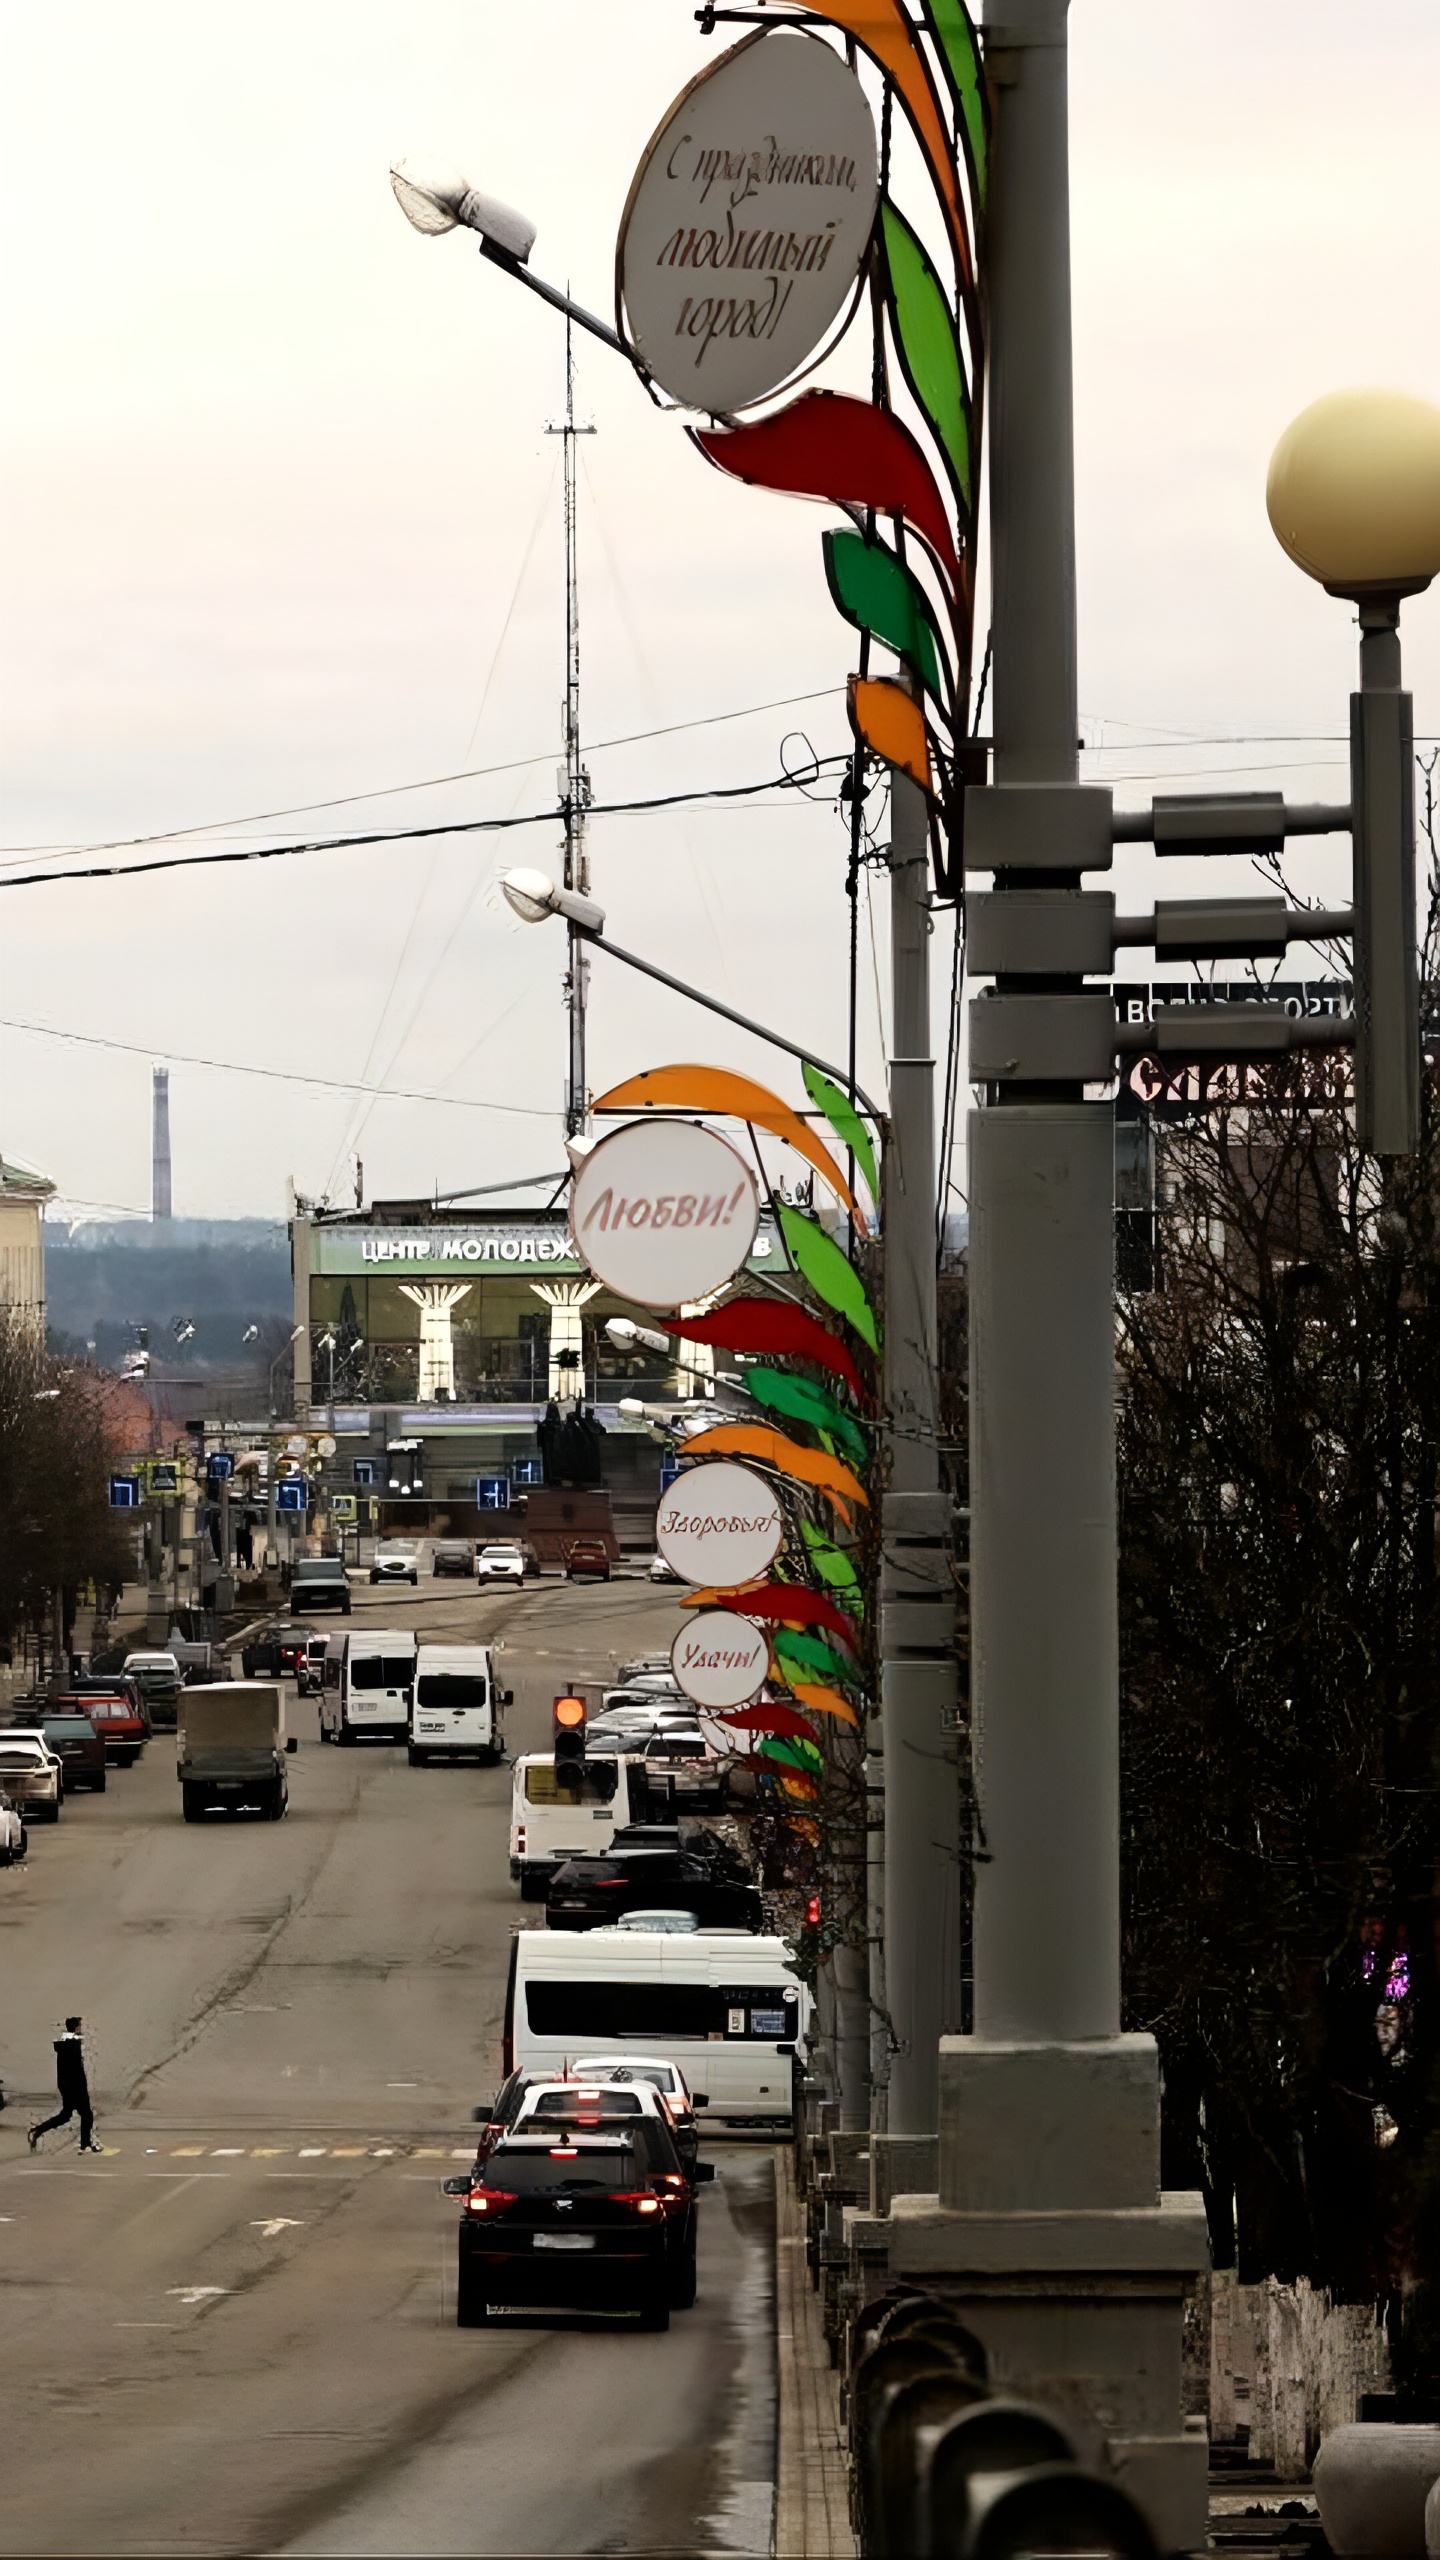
[573,924,884,1132]
[477,239,630,361]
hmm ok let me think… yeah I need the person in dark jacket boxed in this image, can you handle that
[28,2016,98,2152]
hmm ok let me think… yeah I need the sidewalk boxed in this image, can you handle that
[775,2148,856,2560]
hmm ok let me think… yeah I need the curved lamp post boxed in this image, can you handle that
[1267,388,1440,1157]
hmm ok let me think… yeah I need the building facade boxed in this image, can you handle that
[0,1156,55,1330]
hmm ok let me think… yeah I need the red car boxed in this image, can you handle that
[71,1691,149,1766]
[565,1539,612,1582]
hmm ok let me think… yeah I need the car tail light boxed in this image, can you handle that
[614,2191,663,2216]
[549,2145,580,2157]
[465,2188,515,2215]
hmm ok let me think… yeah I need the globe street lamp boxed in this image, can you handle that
[1267,388,1440,1156]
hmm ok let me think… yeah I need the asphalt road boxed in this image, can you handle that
[0,1572,779,2559]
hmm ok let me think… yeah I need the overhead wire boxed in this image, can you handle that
[0,1014,555,1116]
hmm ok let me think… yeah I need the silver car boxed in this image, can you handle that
[0,1734,62,1823]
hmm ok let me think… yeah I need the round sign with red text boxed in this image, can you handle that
[570,1119,759,1309]
[656,1460,783,1591]
[671,1609,769,1711]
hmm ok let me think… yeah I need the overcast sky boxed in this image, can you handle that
[2,1,1437,1222]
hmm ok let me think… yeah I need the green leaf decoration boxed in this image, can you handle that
[881,201,972,519]
[745,1367,871,1473]
[921,0,988,208]
[802,1055,881,1208]
[821,530,949,719]
[800,1520,862,1597]
[773,1626,863,1693]
[757,1733,823,1772]
[777,1205,879,1352]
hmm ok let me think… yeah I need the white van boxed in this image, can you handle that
[319,1628,417,1745]
[509,1752,642,1899]
[410,1643,508,1766]
[503,1927,807,2131]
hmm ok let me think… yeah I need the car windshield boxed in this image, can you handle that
[294,1562,342,1580]
[350,1656,414,1690]
[481,1547,519,1561]
[483,2146,637,2194]
[417,1674,487,1710]
[43,1717,98,1739]
[0,1749,44,1769]
[575,2063,678,2095]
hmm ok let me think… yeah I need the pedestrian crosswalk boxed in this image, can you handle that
[11,2140,478,2162]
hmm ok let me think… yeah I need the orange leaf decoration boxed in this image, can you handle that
[785,1680,860,1729]
[589,1064,866,1233]
[679,1424,868,1524]
[848,677,932,794]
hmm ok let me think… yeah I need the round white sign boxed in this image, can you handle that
[671,1609,770,1711]
[316,1434,337,1459]
[657,1460,783,1591]
[570,1119,759,1310]
[618,28,879,415]
[285,1435,308,1459]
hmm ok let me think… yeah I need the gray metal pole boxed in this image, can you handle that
[1352,600,1419,1158]
[969,0,1120,2041]
[881,770,959,2135]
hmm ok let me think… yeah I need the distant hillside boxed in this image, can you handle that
[45,1219,291,1372]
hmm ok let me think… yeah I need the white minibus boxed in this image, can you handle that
[410,1643,508,1766]
[509,1752,641,1898]
[503,1927,807,2131]
[319,1628,417,1745]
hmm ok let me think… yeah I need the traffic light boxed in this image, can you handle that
[552,1693,587,1778]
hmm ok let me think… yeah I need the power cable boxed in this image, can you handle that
[0,760,850,892]
[0,686,849,866]
[0,1014,555,1116]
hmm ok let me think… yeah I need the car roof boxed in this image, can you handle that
[491,2132,633,2153]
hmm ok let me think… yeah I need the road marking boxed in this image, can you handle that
[251,2217,305,2238]
[450,2149,473,2160]
[211,2147,245,2156]
[298,2147,327,2157]
[413,2147,443,2158]
[330,2146,365,2157]
[167,2286,229,2304]
[171,2146,205,2157]
[371,2147,397,2157]
[250,2146,288,2156]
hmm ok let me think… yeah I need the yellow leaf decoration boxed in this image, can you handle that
[589,1064,867,1234]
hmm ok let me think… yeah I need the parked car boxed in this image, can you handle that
[32,1709,108,1794]
[65,1673,149,1734]
[475,1543,526,1586]
[57,1689,148,1766]
[0,1788,28,1865]
[122,1650,185,1729]
[0,1733,62,1822]
[565,1539,612,1583]
[289,1557,351,1615]
[648,1554,679,1582]
[431,1540,475,1579]
[370,1542,419,1586]
[448,2132,674,2329]
[545,1825,761,1933]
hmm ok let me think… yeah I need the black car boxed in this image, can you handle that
[34,1711,108,1793]
[288,1558,351,1614]
[450,2133,675,2327]
[431,1540,474,1578]
[545,1825,763,1933]
[241,1621,315,1679]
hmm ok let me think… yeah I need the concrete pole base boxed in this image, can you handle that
[853,2033,1210,2552]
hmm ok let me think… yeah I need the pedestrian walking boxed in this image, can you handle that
[28,2016,99,2153]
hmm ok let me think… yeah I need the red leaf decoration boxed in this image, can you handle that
[718,1702,820,1744]
[687,1582,859,1654]
[693,392,957,585]
[668,1297,870,1406]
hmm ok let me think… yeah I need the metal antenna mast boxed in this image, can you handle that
[545,311,595,1136]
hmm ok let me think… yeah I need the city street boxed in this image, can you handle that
[0,1577,779,2560]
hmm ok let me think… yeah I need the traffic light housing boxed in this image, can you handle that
[553,1693,587,1778]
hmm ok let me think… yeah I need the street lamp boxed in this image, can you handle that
[269,1325,303,1419]
[496,866,882,1124]
[1268,388,1440,1156]
[389,158,627,359]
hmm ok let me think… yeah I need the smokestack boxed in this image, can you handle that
[152,1066,172,1220]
